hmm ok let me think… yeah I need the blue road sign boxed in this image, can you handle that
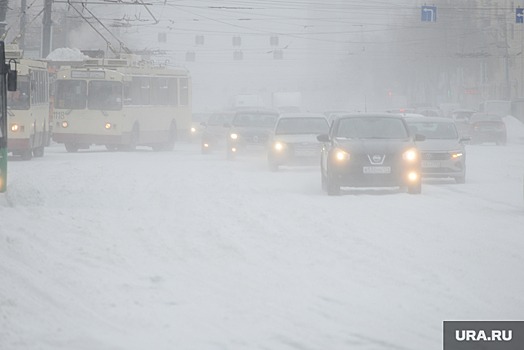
[421,6,437,22]
[517,8,524,23]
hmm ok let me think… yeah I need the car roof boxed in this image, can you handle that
[451,108,476,113]
[335,112,405,119]
[234,107,279,114]
[403,116,454,123]
[470,113,503,120]
[278,112,327,119]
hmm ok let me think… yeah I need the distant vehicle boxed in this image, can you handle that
[415,107,443,118]
[190,112,211,142]
[200,110,235,154]
[317,113,423,195]
[450,109,476,137]
[225,108,279,160]
[404,116,469,183]
[468,113,507,145]
[267,112,329,171]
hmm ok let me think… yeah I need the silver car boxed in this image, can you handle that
[404,116,469,183]
[267,113,329,171]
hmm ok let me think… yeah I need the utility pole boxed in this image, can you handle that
[42,0,52,58]
[20,0,27,50]
[0,0,8,39]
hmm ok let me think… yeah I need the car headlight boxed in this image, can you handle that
[10,124,20,132]
[450,151,463,159]
[333,148,350,162]
[105,123,112,130]
[273,141,285,151]
[403,148,418,162]
[407,171,419,182]
[61,121,69,128]
[191,127,197,133]
[230,133,238,140]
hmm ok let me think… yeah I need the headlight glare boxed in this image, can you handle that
[403,148,418,162]
[274,142,285,151]
[334,148,350,161]
[450,151,463,159]
[230,133,238,140]
[408,171,419,182]
[10,124,19,132]
[61,121,69,128]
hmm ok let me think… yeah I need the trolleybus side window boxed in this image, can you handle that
[140,77,150,105]
[151,77,169,105]
[180,78,189,106]
[168,78,178,106]
[88,81,122,111]
[56,80,87,109]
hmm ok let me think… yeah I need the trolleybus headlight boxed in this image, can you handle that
[61,121,69,128]
[105,123,112,130]
[230,133,238,140]
[10,124,20,132]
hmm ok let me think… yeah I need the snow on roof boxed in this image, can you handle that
[46,47,89,61]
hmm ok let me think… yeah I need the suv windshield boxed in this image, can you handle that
[275,117,329,135]
[336,117,409,139]
[233,112,277,128]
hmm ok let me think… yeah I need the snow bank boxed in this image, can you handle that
[46,48,88,61]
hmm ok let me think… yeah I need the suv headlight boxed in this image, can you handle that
[333,148,350,162]
[402,148,418,162]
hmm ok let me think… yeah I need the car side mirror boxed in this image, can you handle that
[414,134,426,142]
[317,134,330,142]
[459,136,471,143]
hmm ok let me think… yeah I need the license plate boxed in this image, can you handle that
[246,144,265,151]
[422,160,441,168]
[363,166,391,174]
[295,149,317,156]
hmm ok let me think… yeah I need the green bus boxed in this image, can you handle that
[0,41,18,192]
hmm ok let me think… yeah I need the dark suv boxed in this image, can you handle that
[317,113,424,196]
[225,108,279,159]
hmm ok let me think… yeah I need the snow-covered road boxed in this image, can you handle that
[1,130,523,350]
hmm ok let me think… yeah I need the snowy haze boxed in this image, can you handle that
[2,1,524,349]
[1,118,524,349]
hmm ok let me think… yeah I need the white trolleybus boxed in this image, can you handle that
[6,44,50,160]
[52,54,191,152]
